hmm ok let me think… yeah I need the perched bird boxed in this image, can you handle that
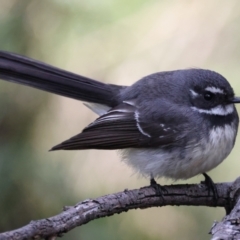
[0,51,239,192]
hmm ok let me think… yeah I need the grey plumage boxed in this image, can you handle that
[0,51,239,180]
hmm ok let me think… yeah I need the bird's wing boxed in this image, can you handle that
[51,100,189,150]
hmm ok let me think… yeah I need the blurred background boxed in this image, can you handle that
[0,0,240,239]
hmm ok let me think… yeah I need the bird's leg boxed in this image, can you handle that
[202,173,218,204]
[150,174,167,198]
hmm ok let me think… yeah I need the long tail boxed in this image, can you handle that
[0,51,122,106]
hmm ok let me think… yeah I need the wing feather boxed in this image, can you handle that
[51,108,144,150]
[51,101,189,151]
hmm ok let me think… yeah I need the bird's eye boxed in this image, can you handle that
[204,91,215,101]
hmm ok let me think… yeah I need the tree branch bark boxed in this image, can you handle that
[210,177,240,239]
[1,178,240,240]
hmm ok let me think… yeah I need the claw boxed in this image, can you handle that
[202,173,218,205]
[150,177,167,201]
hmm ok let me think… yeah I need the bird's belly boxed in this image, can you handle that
[121,124,236,180]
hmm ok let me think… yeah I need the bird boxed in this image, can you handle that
[0,51,239,195]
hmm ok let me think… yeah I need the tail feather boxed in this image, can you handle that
[0,51,122,106]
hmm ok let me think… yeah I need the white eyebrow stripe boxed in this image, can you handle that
[205,87,224,94]
[191,104,234,116]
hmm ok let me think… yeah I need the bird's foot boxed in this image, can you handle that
[202,173,218,205]
[150,178,167,200]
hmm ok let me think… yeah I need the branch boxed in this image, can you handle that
[210,177,240,239]
[0,180,237,240]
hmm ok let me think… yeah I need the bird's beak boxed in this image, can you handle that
[231,97,240,104]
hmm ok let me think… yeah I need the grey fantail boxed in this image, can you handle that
[0,51,239,186]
